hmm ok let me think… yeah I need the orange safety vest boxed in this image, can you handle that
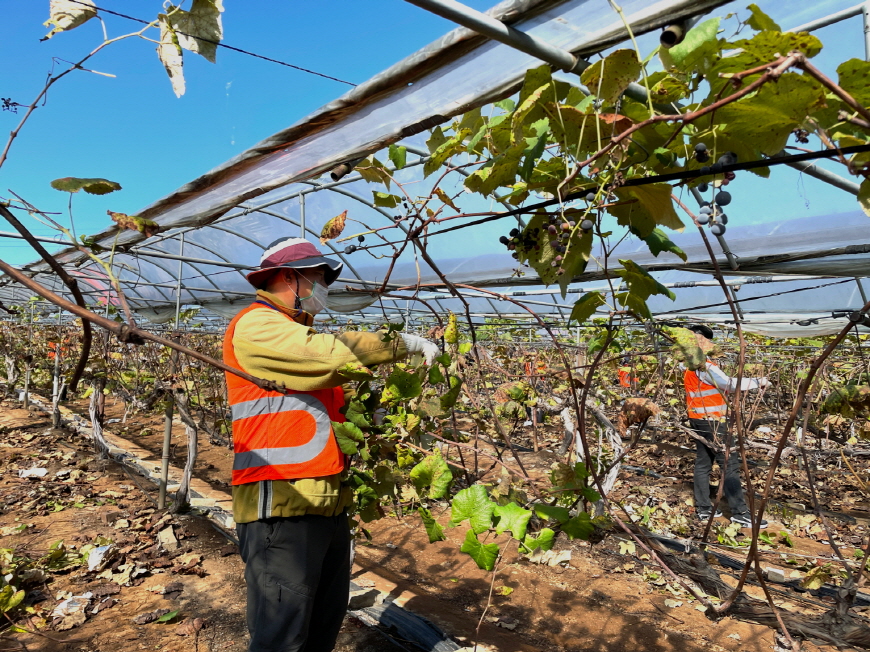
[222,302,346,486]
[683,361,727,419]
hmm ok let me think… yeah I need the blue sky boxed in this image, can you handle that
[1,0,867,269]
[0,0,494,264]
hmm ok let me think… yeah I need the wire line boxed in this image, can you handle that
[67,0,357,86]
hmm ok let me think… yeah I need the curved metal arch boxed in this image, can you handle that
[144,239,251,285]
[73,258,174,305]
[116,258,190,305]
[207,224,271,251]
[137,235,245,300]
[137,233,238,294]
[243,204,372,287]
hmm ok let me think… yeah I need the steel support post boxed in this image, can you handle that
[174,233,185,330]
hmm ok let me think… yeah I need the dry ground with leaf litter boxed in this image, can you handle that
[1,395,864,651]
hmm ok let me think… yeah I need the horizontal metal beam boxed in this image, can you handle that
[404,0,586,73]
[789,3,864,33]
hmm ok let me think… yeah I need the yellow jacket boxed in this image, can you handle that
[230,290,406,523]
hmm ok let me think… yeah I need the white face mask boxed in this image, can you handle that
[298,278,328,315]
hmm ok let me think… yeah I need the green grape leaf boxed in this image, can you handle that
[521,528,556,553]
[381,368,422,405]
[838,58,870,111]
[343,400,372,428]
[801,564,832,590]
[460,529,499,571]
[493,502,532,540]
[518,65,552,106]
[0,586,25,614]
[713,73,826,157]
[647,72,690,104]
[388,144,407,170]
[520,120,550,182]
[355,157,392,188]
[569,292,606,325]
[533,504,570,524]
[373,192,402,208]
[440,376,463,411]
[665,327,706,371]
[156,609,180,623]
[512,83,552,145]
[50,177,122,195]
[731,31,822,62]
[418,507,446,543]
[424,129,470,177]
[428,364,445,385]
[614,260,676,320]
[664,18,720,74]
[580,49,641,104]
[337,361,375,382]
[410,452,453,499]
[373,466,397,497]
[859,178,870,218]
[609,184,684,238]
[561,512,594,540]
[449,485,495,534]
[642,228,687,261]
[332,421,364,455]
[463,146,525,196]
[426,127,447,153]
[745,4,780,32]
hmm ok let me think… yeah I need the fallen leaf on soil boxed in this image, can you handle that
[218,544,237,557]
[133,608,171,625]
[526,548,571,566]
[616,398,660,436]
[55,612,87,630]
[88,582,121,598]
[91,597,117,614]
[663,599,683,608]
[176,617,205,636]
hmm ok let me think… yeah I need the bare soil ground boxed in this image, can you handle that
[0,401,405,652]
[3,395,854,651]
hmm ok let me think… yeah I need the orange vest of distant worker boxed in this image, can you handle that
[222,302,346,486]
[618,368,637,388]
[683,361,727,420]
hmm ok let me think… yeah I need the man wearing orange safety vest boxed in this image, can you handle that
[682,324,769,529]
[223,238,438,652]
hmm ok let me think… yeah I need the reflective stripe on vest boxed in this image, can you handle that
[231,394,332,471]
[684,362,727,419]
[222,302,346,485]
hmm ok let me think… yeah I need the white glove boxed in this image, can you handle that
[400,334,440,365]
[758,377,770,389]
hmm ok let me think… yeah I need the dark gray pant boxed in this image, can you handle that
[690,419,749,517]
[237,513,350,652]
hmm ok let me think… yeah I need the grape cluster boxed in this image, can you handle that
[696,201,728,235]
[693,145,739,235]
[498,226,540,260]
[343,235,366,255]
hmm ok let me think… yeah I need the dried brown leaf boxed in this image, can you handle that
[319,210,348,244]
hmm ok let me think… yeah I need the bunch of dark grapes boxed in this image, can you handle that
[499,226,541,260]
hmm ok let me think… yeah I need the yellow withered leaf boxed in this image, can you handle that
[320,210,348,245]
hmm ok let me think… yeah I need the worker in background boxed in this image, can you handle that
[617,355,638,389]
[682,324,769,528]
[223,237,438,652]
